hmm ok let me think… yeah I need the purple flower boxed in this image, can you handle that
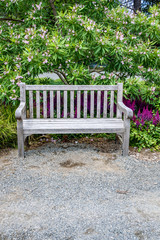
[141,106,153,121]
[135,119,140,127]
[152,111,160,126]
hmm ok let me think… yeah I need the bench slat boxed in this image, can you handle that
[70,91,74,118]
[90,91,94,118]
[110,91,114,118]
[77,91,81,119]
[97,90,101,118]
[117,83,123,118]
[36,91,40,119]
[64,91,67,118]
[57,90,61,118]
[43,91,47,118]
[29,91,33,119]
[103,90,107,118]
[26,85,118,91]
[23,119,124,134]
[20,83,26,118]
[84,91,87,119]
[50,91,54,118]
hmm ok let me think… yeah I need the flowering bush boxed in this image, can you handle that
[0,1,160,105]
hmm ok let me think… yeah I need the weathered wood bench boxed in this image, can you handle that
[15,83,133,157]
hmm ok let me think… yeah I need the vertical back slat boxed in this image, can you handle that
[97,90,101,118]
[57,90,61,118]
[117,83,123,118]
[43,91,47,118]
[29,90,33,119]
[90,91,94,118]
[50,91,54,118]
[20,83,26,118]
[84,91,87,119]
[36,91,40,118]
[64,91,67,118]
[103,90,107,118]
[77,91,81,119]
[110,91,114,118]
[70,91,74,118]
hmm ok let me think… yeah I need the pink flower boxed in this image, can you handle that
[43,59,48,64]
[101,75,106,79]
[151,87,155,92]
[27,56,33,62]
[15,76,23,80]
[11,79,15,84]
[23,40,29,44]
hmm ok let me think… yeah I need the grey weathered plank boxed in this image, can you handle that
[43,91,47,119]
[24,118,122,123]
[84,91,87,119]
[103,90,107,118]
[50,91,54,118]
[17,120,24,157]
[57,90,61,118]
[64,91,67,118]
[23,118,125,135]
[117,102,133,119]
[29,90,33,119]
[70,91,74,118]
[36,91,40,119]
[77,91,81,119]
[26,85,118,91]
[20,83,26,102]
[117,83,123,118]
[122,118,130,156]
[97,90,101,118]
[20,83,26,119]
[90,91,94,118]
[110,91,114,118]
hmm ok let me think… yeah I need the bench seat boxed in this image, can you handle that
[23,118,125,135]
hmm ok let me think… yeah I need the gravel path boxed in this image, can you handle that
[0,142,160,240]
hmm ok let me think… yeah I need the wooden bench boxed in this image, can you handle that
[15,83,133,157]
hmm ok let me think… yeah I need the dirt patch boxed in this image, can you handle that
[60,160,85,168]
[25,135,160,162]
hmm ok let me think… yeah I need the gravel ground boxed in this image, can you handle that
[0,140,160,240]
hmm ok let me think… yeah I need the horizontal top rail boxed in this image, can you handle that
[25,85,118,91]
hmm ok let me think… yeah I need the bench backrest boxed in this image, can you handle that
[20,83,123,119]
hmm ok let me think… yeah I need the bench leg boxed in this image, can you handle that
[17,120,25,158]
[122,119,130,157]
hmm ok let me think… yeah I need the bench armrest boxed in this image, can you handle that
[15,102,26,120]
[117,102,133,119]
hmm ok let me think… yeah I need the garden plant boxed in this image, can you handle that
[0,0,159,150]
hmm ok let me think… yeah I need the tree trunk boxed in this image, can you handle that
[134,0,141,12]
[49,0,57,22]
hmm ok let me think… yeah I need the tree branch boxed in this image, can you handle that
[89,67,105,73]
[52,70,69,85]
[0,17,23,22]
[49,0,58,22]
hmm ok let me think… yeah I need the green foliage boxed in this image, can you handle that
[0,1,160,105]
[0,106,17,148]
[130,121,160,151]
[123,77,160,111]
